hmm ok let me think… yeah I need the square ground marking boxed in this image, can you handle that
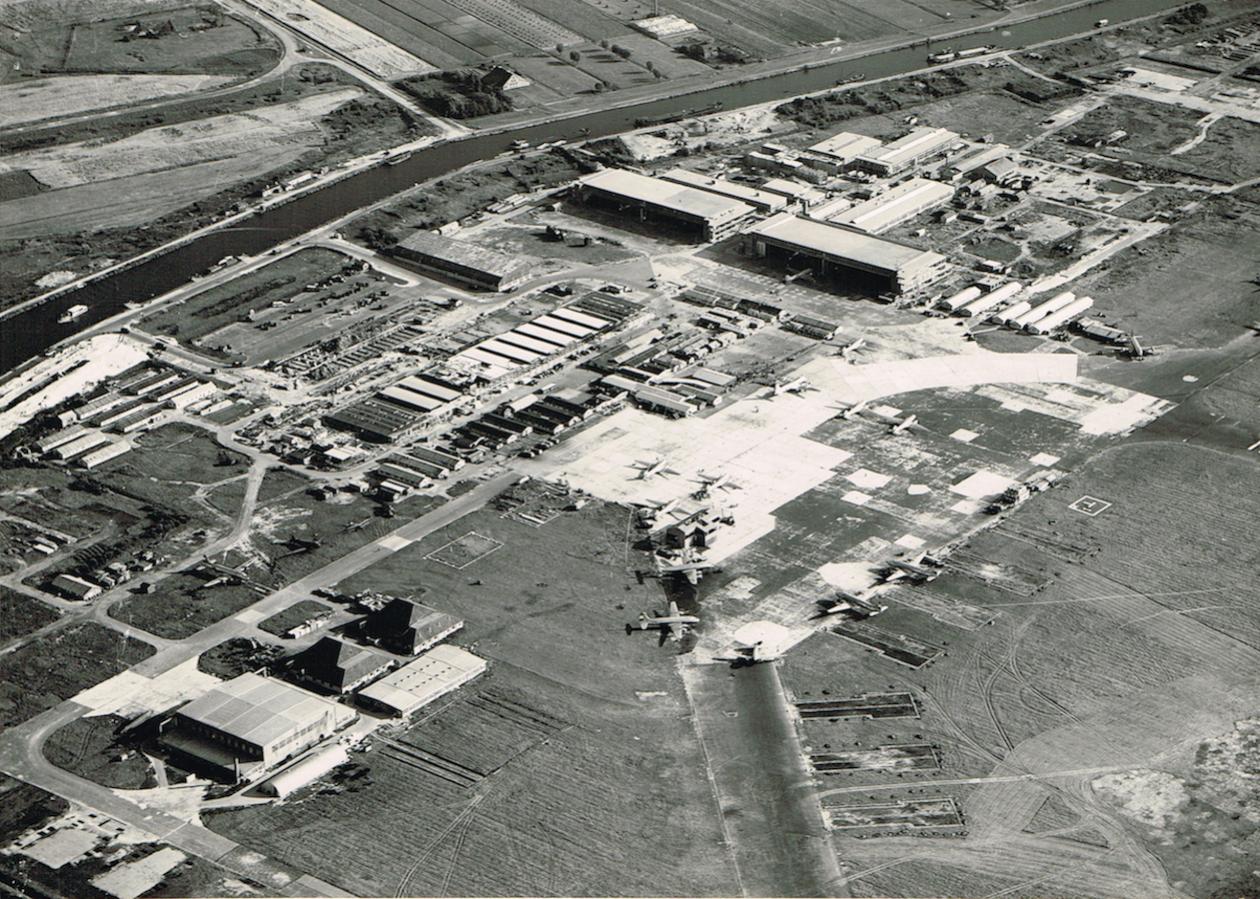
[426,531,504,569]
[1029,452,1060,467]
[1070,495,1111,516]
[950,428,979,443]
[846,469,891,490]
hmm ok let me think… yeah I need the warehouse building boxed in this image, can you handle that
[743,213,949,294]
[50,574,102,601]
[391,231,531,292]
[808,131,884,168]
[830,178,954,233]
[363,598,463,655]
[161,673,357,783]
[853,127,959,176]
[574,168,756,242]
[357,645,486,718]
[78,440,131,470]
[291,637,393,694]
[659,168,788,213]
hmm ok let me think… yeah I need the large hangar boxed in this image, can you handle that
[574,168,756,242]
[161,673,357,783]
[743,213,949,294]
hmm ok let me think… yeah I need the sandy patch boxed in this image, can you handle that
[1092,769,1188,831]
[0,75,234,128]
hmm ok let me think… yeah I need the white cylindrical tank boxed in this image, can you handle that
[993,300,1031,325]
[260,745,349,798]
[1027,296,1094,334]
[1012,290,1075,329]
[959,281,1023,318]
[940,286,981,311]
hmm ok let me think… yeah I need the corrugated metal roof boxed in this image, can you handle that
[175,673,353,749]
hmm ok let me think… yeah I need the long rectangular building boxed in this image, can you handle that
[743,213,949,294]
[391,231,531,292]
[575,169,756,242]
[659,168,788,213]
[854,127,959,176]
[830,178,954,233]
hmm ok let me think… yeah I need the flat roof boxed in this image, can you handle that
[175,673,354,749]
[746,213,945,273]
[396,231,530,281]
[810,131,883,161]
[515,322,575,346]
[831,178,954,233]
[858,127,958,169]
[580,169,755,224]
[359,645,485,714]
[660,168,787,210]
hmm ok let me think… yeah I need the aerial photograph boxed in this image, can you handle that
[0,0,1258,896]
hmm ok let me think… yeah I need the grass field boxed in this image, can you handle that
[208,497,736,895]
[1069,195,1260,349]
[0,623,153,728]
[139,248,360,348]
[0,1,279,81]
[43,714,156,790]
[0,586,60,646]
[256,598,332,637]
[97,423,248,484]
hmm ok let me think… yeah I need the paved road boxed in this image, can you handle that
[0,470,515,891]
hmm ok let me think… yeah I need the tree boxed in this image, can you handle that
[593,81,605,92]
[569,50,581,62]
[599,39,610,50]
[612,44,631,59]
[555,42,564,53]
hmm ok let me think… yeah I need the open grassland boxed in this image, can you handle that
[97,423,249,484]
[0,623,153,728]
[43,714,156,789]
[205,498,738,895]
[0,586,60,645]
[769,434,1260,898]
[0,64,432,310]
[1070,195,1260,349]
[209,657,736,897]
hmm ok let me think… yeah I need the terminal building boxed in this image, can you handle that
[853,127,959,176]
[573,168,756,242]
[161,673,357,783]
[743,213,949,294]
[391,231,531,292]
[829,178,954,233]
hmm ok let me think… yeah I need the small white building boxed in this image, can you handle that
[357,645,486,718]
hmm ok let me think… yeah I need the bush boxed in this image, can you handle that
[611,44,631,59]
[569,50,581,62]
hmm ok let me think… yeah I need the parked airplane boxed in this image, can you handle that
[696,471,741,493]
[768,377,818,396]
[655,557,721,585]
[274,533,322,556]
[838,337,868,361]
[626,599,700,644]
[816,589,887,619]
[888,413,922,435]
[1119,332,1160,359]
[631,457,680,480]
[880,551,942,584]
[833,399,870,420]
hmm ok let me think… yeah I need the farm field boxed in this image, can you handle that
[0,75,238,130]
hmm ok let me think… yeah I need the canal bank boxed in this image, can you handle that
[0,0,1190,375]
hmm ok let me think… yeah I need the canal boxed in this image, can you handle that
[1,0,1184,374]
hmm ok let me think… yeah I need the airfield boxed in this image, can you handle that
[1,2,1260,898]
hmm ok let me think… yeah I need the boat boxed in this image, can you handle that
[837,72,866,84]
[386,151,413,165]
[633,102,723,129]
[57,304,88,323]
[927,49,957,63]
[1096,18,1109,27]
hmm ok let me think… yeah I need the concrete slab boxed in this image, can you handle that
[74,658,219,719]
[842,490,872,506]
[91,846,186,899]
[1030,452,1060,467]
[845,469,891,490]
[378,535,412,551]
[950,428,979,443]
[950,470,1016,499]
